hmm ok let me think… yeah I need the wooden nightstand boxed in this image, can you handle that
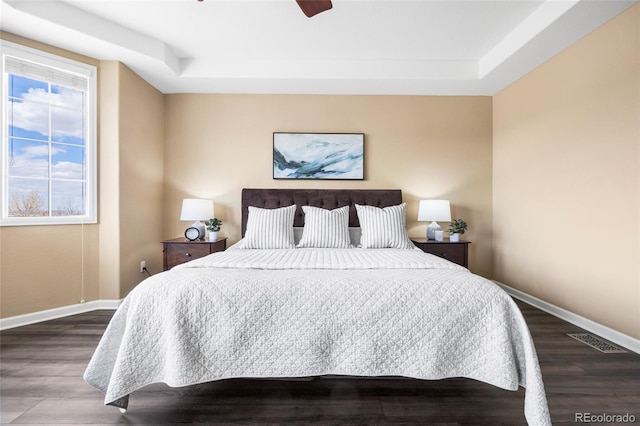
[162,237,227,271]
[411,238,470,268]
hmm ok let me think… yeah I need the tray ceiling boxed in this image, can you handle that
[1,0,636,95]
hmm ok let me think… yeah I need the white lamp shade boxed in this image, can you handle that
[418,200,451,222]
[180,199,214,221]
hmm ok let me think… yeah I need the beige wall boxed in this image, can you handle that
[98,61,165,300]
[0,225,99,317]
[0,34,164,318]
[163,95,494,277]
[98,61,121,301]
[493,4,639,338]
[117,63,165,295]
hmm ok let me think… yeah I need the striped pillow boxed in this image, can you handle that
[297,205,351,248]
[239,204,296,249]
[355,203,414,249]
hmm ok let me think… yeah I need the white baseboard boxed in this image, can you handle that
[495,281,640,354]
[0,300,121,331]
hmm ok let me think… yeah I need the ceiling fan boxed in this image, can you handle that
[296,0,333,17]
[196,0,333,18]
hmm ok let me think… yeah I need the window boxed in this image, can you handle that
[1,41,97,225]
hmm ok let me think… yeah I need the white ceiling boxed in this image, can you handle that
[1,0,636,95]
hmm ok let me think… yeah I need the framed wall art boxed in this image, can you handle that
[273,132,364,180]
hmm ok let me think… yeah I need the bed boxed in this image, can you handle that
[84,188,551,425]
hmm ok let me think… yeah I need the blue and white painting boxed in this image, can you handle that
[273,133,364,180]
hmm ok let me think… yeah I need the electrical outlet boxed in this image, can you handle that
[140,261,146,273]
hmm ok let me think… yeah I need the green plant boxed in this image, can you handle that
[205,218,222,232]
[448,218,468,235]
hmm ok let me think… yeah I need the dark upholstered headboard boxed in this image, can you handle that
[241,188,403,237]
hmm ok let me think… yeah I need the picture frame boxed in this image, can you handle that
[273,132,365,180]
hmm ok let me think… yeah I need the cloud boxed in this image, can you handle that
[52,161,84,180]
[9,153,48,178]
[10,87,85,139]
[9,144,82,180]
[22,144,65,158]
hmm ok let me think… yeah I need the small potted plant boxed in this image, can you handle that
[206,218,222,241]
[447,219,467,242]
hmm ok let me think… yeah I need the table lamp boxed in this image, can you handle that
[418,199,451,240]
[180,198,213,240]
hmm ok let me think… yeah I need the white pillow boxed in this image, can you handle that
[297,205,351,248]
[355,203,414,249]
[238,204,296,249]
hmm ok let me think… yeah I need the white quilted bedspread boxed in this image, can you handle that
[84,248,550,425]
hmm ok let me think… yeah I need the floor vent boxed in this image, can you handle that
[568,333,628,353]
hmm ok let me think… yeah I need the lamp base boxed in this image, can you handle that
[191,221,206,239]
[426,221,441,240]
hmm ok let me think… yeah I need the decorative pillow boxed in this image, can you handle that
[238,204,296,249]
[355,203,414,249]
[297,205,351,248]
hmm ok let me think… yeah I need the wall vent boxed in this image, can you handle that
[568,333,628,353]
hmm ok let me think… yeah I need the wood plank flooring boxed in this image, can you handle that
[1,300,638,425]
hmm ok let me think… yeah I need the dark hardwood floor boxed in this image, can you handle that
[1,300,638,425]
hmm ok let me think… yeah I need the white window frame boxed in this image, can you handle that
[0,40,97,226]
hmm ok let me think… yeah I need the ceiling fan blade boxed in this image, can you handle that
[296,0,332,17]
